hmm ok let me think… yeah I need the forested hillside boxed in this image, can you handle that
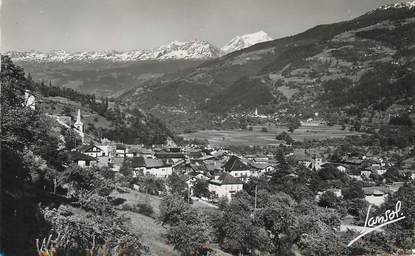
[32,74,174,146]
[0,56,148,255]
[121,4,415,131]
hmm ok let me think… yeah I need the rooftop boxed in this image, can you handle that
[222,155,250,172]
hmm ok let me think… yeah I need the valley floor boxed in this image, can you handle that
[180,125,364,146]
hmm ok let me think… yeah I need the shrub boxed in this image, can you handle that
[137,203,154,217]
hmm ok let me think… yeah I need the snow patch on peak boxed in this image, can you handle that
[376,0,415,11]
[7,40,222,63]
[221,31,273,54]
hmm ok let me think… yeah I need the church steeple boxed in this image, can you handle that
[74,109,84,143]
[74,109,83,131]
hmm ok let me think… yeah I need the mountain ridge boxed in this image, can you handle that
[6,40,221,63]
[119,1,415,131]
[6,31,273,63]
[221,31,273,53]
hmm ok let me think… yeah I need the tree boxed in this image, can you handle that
[341,182,364,201]
[287,118,301,133]
[135,175,165,195]
[119,159,134,178]
[192,179,210,198]
[167,173,188,198]
[318,191,340,208]
[62,128,82,150]
[159,194,190,226]
[389,113,413,126]
[1,56,61,254]
[380,181,415,249]
[383,167,407,184]
[276,131,294,144]
[62,106,72,117]
[219,205,257,254]
[168,209,212,256]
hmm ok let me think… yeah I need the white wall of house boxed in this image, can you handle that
[365,195,387,206]
[230,170,251,179]
[209,183,243,200]
[98,145,114,158]
[134,166,173,178]
[77,160,96,168]
[361,171,372,178]
[85,149,103,158]
[144,166,172,178]
[337,166,346,172]
[376,169,387,175]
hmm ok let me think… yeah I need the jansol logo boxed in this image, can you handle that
[348,200,406,247]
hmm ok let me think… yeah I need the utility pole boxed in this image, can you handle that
[254,185,258,217]
[187,185,191,204]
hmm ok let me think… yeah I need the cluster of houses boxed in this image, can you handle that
[57,110,414,204]
[67,140,281,200]
[67,131,414,204]
[306,154,414,206]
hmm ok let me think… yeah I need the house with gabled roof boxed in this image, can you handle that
[79,144,104,158]
[208,173,244,200]
[115,144,127,158]
[155,152,186,163]
[222,155,252,181]
[363,186,392,206]
[130,156,173,178]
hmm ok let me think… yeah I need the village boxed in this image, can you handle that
[60,107,415,208]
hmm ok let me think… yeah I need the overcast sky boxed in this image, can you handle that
[1,0,402,52]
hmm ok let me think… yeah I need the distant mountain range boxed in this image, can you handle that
[118,1,415,131]
[5,1,415,133]
[6,31,273,62]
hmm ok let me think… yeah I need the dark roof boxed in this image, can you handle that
[201,148,213,155]
[189,151,204,159]
[363,186,392,195]
[210,173,244,185]
[190,164,208,173]
[130,157,146,168]
[155,152,186,159]
[341,158,364,165]
[222,156,250,172]
[145,159,172,168]
[79,144,102,153]
[68,151,97,162]
[116,144,126,150]
[189,171,211,179]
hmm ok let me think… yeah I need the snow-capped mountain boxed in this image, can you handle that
[221,31,272,54]
[7,32,274,62]
[377,0,415,10]
[368,0,415,14]
[155,40,222,59]
[6,40,221,63]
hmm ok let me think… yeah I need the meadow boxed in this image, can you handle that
[180,125,362,146]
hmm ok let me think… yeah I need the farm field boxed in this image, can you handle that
[180,125,363,146]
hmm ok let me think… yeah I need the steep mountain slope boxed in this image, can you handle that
[221,31,273,53]
[9,34,272,98]
[121,2,415,130]
[29,74,174,146]
[16,60,204,98]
